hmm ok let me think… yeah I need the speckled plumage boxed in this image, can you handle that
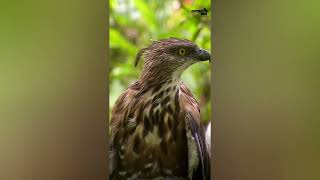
[109,38,211,180]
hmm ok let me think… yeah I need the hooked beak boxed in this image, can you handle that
[197,48,211,61]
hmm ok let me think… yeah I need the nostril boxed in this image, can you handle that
[198,48,211,61]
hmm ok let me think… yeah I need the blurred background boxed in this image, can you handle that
[213,0,320,179]
[0,0,108,179]
[109,0,211,125]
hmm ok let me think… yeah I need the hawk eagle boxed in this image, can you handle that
[109,38,211,180]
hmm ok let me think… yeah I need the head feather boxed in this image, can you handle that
[134,38,195,67]
[134,48,148,67]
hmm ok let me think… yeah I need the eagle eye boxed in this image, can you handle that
[179,48,186,56]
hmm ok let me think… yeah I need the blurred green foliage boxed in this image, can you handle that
[109,0,211,124]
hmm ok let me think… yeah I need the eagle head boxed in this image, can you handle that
[135,38,211,83]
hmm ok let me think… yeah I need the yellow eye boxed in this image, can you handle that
[179,48,186,55]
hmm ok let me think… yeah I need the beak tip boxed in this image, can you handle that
[198,49,211,61]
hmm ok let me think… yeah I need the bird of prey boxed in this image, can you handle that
[109,38,211,180]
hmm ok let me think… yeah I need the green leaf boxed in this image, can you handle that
[134,0,157,31]
[109,28,137,55]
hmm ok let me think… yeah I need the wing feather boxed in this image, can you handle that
[109,81,140,178]
[180,83,211,180]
